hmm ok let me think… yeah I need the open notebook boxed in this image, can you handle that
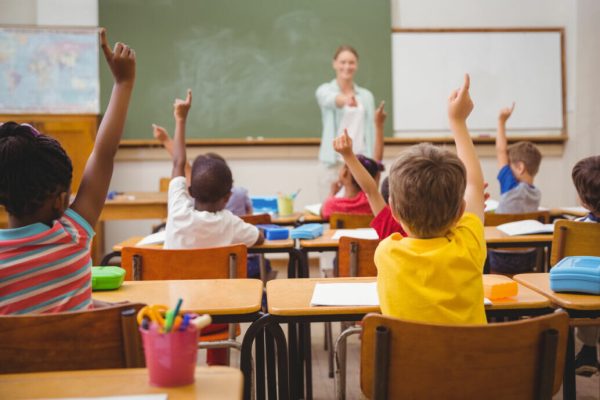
[136,230,166,246]
[310,282,492,306]
[496,220,554,236]
[331,228,378,240]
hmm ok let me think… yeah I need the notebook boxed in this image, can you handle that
[496,220,554,236]
[331,228,378,240]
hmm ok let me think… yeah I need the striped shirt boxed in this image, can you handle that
[0,209,94,314]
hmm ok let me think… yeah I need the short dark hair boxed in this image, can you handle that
[190,155,233,204]
[0,122,72,217]
[389,143,466,238]
[351,154,384,190]
[380,176,390,204]
[572,155,600,214]
[508,141,542,176]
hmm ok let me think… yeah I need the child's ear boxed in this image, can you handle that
[52,191,69,217]
[457,199,466,221]
[514,161,526,175]
[223,191,232,204]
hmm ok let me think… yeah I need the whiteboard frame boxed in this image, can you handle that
[391,27,567,141]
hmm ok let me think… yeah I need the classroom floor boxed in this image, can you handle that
[200,260,600,399]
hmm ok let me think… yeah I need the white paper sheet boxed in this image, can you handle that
[136,230,166,246]
[331,228,378,240]
[497,220,554,236]
[484,199,499,212]
[304,203,322,216]
[310,282,379,306]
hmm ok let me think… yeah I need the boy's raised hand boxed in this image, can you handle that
[152,124,169,143]
[499,102,515,123]
[448,74,473,122]
[100,28,135,85]
[333,129,354,158]
[173,89,192,120]
[375,101,387,127]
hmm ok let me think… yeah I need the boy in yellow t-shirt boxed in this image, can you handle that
[375,74,487,325]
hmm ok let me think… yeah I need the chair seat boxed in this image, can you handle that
[200,323,241,342]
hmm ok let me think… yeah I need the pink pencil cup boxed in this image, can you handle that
[140,325,198,387]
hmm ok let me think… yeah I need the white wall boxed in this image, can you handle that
[3,0,599,253]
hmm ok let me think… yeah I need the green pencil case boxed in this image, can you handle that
[91,266,126,291]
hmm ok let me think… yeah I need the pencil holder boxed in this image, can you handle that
[140,325,198,387]
[277,195,294,216]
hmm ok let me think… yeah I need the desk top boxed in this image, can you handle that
[112,236,294,252]
[513,273,600,311]
[299,227,554,249]
[266,275,550,316]
[93,279,263,315]
[0,367,242,400]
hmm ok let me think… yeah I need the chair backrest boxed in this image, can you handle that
[550,219,600,266]
[337,237,379,277]
[159,177,170,192]
[360,312,568,400]
[241,213,272,225]
[330,212,374,229]
[484,211,550,227]
[0,303,145,374]
[121,245,248,280]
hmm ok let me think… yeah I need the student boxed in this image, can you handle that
[490,103,543,273]
[374,74,487,324]
[333,130,405,239]
[0,29,136,314]
[152,125,252,216]
[164,89,264,365]
[571,155,600,375]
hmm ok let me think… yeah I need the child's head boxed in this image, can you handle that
[381,176,390,204]
[340,154,383,190]
[189,155,232,208]
[572,155,600,215]
[507,141,542,179]
[388,143,466,238]
[0,122,72,220]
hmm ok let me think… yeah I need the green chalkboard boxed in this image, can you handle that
[99,0,392,140]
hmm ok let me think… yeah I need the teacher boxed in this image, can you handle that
[315,45,379,199]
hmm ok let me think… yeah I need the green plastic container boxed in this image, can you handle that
[91,266,126,291]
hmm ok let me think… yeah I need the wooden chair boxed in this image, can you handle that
[333,237,380,399]
[484,211,551,274]
[330,212,374,229]
[551,219,600,266]
[240,213,272,225]
[121,245,248,364]
[0,303,145,374]
[360,311,569,400]
[159,176,170,193]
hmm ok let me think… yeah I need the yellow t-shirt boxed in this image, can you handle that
[374,212,487,325]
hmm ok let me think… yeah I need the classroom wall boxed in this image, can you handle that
[4,0,600,253]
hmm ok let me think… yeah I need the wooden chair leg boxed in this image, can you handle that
[373,325,390,400]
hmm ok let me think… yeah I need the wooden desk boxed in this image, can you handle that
[100,192,168,220]
[550,206,588,219]
[93,279,263,317]
[251,275,552,400]
[0,367,242,399]
[513,273,600,400]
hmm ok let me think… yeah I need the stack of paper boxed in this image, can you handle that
[331,228,378,240]
[136,230,166,246]
[310,282,379,306]
[496,220,554,236]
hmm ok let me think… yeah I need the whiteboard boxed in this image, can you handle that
[391,30,564,137]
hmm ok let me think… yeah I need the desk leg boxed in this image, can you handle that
[563,326,576,400]
[304,322,313,400]
[265,329,277,399]
[288,249,304,279]
[288,323,300,399]
[256,328,266,400]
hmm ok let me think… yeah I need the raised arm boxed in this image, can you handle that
[373,101,386,162]
[495,102,514,168]
[171,89,192,178]
[447,74,484,221]
[334,129,386,214]
[71,29,135,227]
[153,124,191,185]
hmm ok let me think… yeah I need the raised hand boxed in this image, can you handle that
[375,101,387,127]
[152,124,170,143]
[448,74,473,122]
[173,89,192,120]
[346,95,358,107]
[333,129,354,157]
[99,28,135,85]
[498,102,515,123]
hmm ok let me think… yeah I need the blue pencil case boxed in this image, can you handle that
[256,224,290,240]
[291,223,324,240]
[550,256,600,295]
[251,196,278,214]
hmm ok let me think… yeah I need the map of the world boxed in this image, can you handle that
[0,27,99,114]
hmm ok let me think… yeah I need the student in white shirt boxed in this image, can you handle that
[163,89,264,366]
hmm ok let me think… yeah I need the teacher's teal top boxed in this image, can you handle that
[316,79,375,165]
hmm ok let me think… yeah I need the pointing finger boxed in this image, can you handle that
[99,28,113,62]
